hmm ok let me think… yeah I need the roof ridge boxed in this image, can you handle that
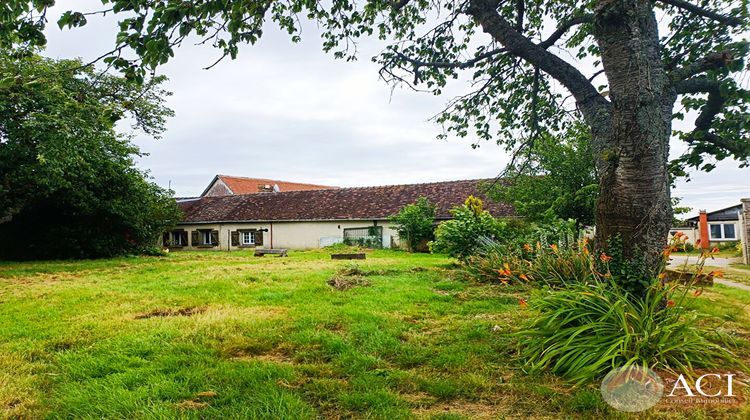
[200,177,498,200]
[216,174,337,187]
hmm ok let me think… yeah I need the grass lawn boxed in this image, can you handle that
[1,249,749,418]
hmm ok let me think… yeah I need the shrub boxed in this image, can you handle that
[518,279,738,384]
[430,196,507,260]
[388,197,436,252]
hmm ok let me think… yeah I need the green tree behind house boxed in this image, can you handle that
[389,197,437,252]
[489,124,597,231]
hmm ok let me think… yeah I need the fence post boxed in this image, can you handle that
[742,199,750,265]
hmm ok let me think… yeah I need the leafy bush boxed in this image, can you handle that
[518,279,739,384]
[388,197,436,252]
[430,196,508,260]
[0,52,179,260]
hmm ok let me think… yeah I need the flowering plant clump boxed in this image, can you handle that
[516,232,741,384]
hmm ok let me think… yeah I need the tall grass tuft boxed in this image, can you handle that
[517,278,740,384]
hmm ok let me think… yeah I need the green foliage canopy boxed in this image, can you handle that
[0,51,180,259]
[1,0,747,173]
[490,123,598,228]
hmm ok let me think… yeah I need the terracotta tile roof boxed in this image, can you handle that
[206,175,338,195]
[179,179,514,223]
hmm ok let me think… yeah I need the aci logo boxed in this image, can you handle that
[600,366,664,412]
[601,367,739,412]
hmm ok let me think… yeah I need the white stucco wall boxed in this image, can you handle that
[171,220,401,251]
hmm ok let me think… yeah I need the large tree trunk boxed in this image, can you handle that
[592,0,673,280]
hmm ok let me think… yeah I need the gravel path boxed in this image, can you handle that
[668,255,750,292]
[668,255,741,268]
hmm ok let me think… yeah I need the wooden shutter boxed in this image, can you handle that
[231,231,240,246]
[211,230,219,246]
[191,231,200,246]
[162,232,169,247]
[180,231,188,246]
[254,230,263,246]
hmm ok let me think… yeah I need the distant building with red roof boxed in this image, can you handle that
[201,175,338,196]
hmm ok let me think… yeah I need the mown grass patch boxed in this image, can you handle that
[0,249,748,418]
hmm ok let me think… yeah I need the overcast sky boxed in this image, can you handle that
[41,1,749,217]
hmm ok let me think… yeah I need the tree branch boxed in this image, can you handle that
[391,0,411,11]
[678,78,746,155]
[466,0,607,120]
[674,76,718,94]
[538,14,592,49]
[515,0,525,32]
[670,51,735,81]
[658,0,743,26]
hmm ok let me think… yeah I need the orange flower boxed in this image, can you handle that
[658,272,667,280]
[523,243,533,252]
[709,269,725,278]
[666,300,675,308]
[693,289,703,297]
[519,273,529,281]
[518,298,528,308]
[536,241,542,250]
[695,238,702,246]
[600,253,612,262]
[674,231,684,238]
[662,246,675,257]
[711,247,720,254]
[550,244,558,252]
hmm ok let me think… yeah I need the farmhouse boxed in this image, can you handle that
[166,178,514,250]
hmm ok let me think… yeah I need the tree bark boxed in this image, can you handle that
[592,0,673,275]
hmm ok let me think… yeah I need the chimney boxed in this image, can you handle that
[258,184,274,193]
[698,210,710,250]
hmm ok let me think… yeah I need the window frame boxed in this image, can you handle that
[708,223,737,240]
[202,230,212,245]
[171,231,183,246]
[242,231,255,245]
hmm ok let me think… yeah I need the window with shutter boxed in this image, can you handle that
[180,231,188,246]
[191,231,200,246]
[254,230,263,246]
[210,230,219,246]
[231,231,240,246]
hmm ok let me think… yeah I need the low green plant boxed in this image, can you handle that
[430,196,507,260]
[518,279,739,384]
[525,243,597,287]
[463,236,594,287]
[388,197,436,252]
